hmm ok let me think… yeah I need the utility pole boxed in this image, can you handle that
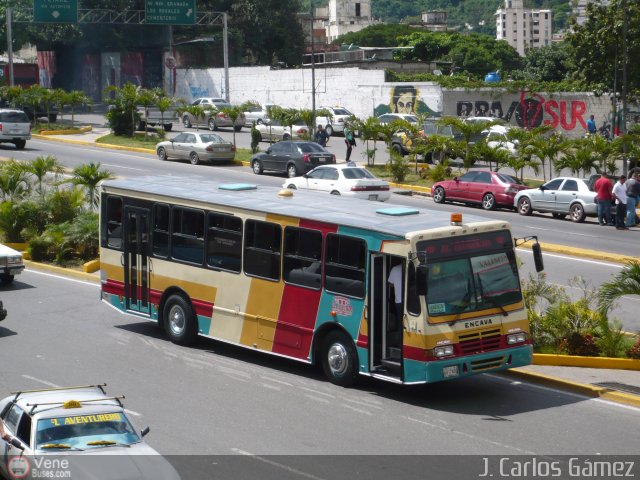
[310,0,316,137]
[223,12,229,102]
[621,0,629,175]
[6,7,14,87]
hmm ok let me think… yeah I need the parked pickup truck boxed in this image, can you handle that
[137,106,180,132]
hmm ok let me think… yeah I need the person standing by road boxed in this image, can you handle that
[612,175,629,230]
[315,125,329,147]
[625,171,640,227]
[586,115,597,136]
[343,124,356,162]
[594,172,614,226]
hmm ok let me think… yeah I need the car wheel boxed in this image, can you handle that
[183,115,192,128]
[13,140,26,150]
[163,294,198,345]
[432,186,445,204]
[234,125,242,132]
[48,114,57,123]
[287,164,298,178]
[157,147,168,161]
[1,274,14,285]
[137,121,146,131]
[283,133,291,141]
[569,203,586,223]
[252,159,263,175]
[325,125,334,136]
[208,118,217,131]
[321,330,359,387]
[551,212,566,219]
[286,184,297,189]
[517,197,533,216]
[163,124,173,132]
[257,119,264,125]
[392,144,404,156]
[482,193,496,210]
[330,190,341,196]
[189,152,200,165]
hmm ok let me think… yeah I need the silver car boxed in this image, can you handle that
[156,132,236,165]
[181,98,245,131]
[0,384,180,480]
[0,109,31,150]
[255,119,309,142]
[244,104,276,126]
[0,243,25,285]
[514,177,597,223]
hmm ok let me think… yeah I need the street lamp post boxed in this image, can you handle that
[6,7,14,87]
[310,0,316,137]
[621,0,629,175]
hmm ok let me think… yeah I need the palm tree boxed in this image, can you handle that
[438,117,502,170]
[136,88,157,140]
[25,155,65,196]
[104,83,141,136]
[351,116,381,165]
[598,261,640,312]
[39,88,58,128]
[530,132,572,181]
[66,90,92,127]
[23,84,46,127]
[220,104,246,147]
[0,160,30,202]
[68,162,114,210]
[556,138,599,177]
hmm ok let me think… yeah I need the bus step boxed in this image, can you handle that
[380,358,401,373]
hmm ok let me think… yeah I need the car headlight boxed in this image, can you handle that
[507,332,527,344]
[434,345,454,357]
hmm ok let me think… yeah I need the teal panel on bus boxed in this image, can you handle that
[404,358,427,382]
[197,315,212,336]
[356,347,370,373]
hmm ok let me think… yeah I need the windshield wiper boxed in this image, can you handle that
[476,273,508,316]
[86,440,131,448]
[40,443,84,451]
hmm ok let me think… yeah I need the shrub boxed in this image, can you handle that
[386,151,410,183]
[155,127,167,141]
[65,211,99,260]
[429,162,452,183]
[106,106,140,136]
[250,122,260,154]
[627,337,640,359]
[558,333,600,356]
[27,237,52,262]
[596,317,629,358]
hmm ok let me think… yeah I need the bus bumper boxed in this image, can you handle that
[422,344,533,383]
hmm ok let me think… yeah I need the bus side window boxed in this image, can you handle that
[283,226,322,289]
[106,196,123,249]
[324,234,366,298]
[172,207,205,264]
[153,204,170,257]
[243,220,282,281]
[407,262,421,316]
[206,212,242,273]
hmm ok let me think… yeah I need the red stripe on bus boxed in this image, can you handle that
[356,332,368,349]
[404,345,428,362]
[273,285,321,359]
[192,298,214,318]
[103,279,124,295]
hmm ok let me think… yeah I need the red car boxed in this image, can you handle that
[431,170,528,210]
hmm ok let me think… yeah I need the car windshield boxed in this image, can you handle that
[199,134,225,144]
[342,168,376,180]
[404,116,418,123]
[36,412,140,450]
[297,143,326,153]
[333,109,351,115]
[0,111,29,122]
[496,173,521,184]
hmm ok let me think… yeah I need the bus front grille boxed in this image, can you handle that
[470,356,505,371]
[458,328,501,355]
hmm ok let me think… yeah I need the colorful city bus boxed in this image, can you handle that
[99,176,543,386]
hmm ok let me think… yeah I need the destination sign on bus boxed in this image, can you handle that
[420,231,513,259]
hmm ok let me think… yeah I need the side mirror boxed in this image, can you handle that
[141,426,150,438]
[266,148,272,154]
[9,437,25,451]
[532,242,544,272]
[539,185,546,191]
[415,265,427,296]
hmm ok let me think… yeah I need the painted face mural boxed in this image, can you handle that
[392,86,417,114]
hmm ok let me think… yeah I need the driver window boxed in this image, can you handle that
[561,180,578,191]
[326,169,339,181]
[544,179,563,190]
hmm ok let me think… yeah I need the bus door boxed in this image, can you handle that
[369,254,404,380]
[123,206,152,316]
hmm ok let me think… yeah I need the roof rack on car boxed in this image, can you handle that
[11,383,107,402]
[26,395,125,415]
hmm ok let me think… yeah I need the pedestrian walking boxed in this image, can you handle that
[594,172,613,226]
[344,124,356,162]
[315,125,329,147]
[612,175,629,230]
[586,114,597,136]
[625,171,640,227]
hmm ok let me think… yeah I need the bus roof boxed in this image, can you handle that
[101,175,505,237]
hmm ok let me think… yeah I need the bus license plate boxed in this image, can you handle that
[368,194,378,201]
[443,365,459,378]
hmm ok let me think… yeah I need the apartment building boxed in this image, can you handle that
[323,0,376,43]
[496,0,552,56]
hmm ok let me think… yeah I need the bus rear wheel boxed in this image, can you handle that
[321,331,359,387]
[163,294,198,345]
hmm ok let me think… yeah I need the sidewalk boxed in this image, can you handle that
[26,131,640,410]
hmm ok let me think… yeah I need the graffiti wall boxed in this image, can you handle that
[442,89,613,138]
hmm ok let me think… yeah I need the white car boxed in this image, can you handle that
[244,104,276,126]
[0,243,25,285]
[0,109,31,150]
[255,120,309,142]
[0,384,180,479]
[283,163,391,201]
[485,125,518,155]
[315,106,354,136]
[377,113,419,126]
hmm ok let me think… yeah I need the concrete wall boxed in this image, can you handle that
[174,66,443,120]
[442,89,613,138]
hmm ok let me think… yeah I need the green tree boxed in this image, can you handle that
[66,90,92,127]
[220,104,247,147]
[530,132,572,181]
[23,84,45,126]
[68,162,113,210]
[104,83,141,136]
[136,88,157,140]
[333,24,423,47]
[25,155,64,196]
[512,42,573,83]
[438,117,501,169]
[351,116,381,165]
[598,261,640,313]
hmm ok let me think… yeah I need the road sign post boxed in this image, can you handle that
[145,0,196,25]
[33,0,78,23]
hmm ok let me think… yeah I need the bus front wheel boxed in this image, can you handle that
[321,331,359,387]
[163,294,198,346]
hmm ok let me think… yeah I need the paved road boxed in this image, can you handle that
[1,270,638,462]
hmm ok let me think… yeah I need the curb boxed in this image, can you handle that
[533,353,640,370]
[37,126,93,135]
[503,368,640,408]
[24,260,99,284]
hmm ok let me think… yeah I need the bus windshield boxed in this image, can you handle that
[416,231,522,319]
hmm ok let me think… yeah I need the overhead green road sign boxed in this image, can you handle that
[34,0,78,23]
[145,0,196,25]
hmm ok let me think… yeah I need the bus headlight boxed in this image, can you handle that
[434,345,454,357]
[507,332,527,344]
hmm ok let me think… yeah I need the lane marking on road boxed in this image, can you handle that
[260,376,293,387]
[261,383,281,391]
[518,249,623,268]
[298,386,334,398]
[341,403,372,416]
[231,449,328,480]
[25,269,99,287]
[217,365,251,379]
[304,394,331,404]
[100,163,147,171]
[342,396,383,410]
[20,375,144,415]
[406,416,537,454]
[525,225,603,238]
